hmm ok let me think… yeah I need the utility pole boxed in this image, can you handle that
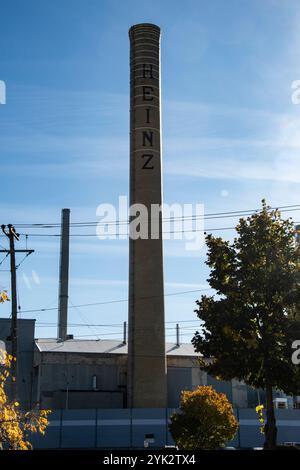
[1,224,34,401]
[295,225,300,245]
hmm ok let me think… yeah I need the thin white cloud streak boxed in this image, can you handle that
[164,121,300,184]
[165,152,300,184]
[2,93,300,183]
[20,239,205,259]
[25,275,209,291]
[3,137,300,184]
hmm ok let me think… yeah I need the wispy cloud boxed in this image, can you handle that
[163,101,300,184]
[2,89,300,184]
[24,275,209,291]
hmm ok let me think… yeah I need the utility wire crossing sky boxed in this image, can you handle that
[1,0,300,340]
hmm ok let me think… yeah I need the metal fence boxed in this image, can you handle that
[30,408,300,449]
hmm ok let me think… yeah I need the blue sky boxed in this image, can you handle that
[1,0,300,342]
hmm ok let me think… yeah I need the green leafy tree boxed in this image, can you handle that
[169,385,238,450]
[192,201,300,449]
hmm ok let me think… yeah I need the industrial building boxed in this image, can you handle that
[2,315,295,413]
[0,317,249,411]
[2,316,300,449]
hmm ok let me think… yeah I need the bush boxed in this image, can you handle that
[169,385,238,450]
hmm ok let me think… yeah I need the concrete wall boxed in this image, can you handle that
[34,352,243,410]
[29,408,300,449]
[32,349,252,410]
[34,355,127,409]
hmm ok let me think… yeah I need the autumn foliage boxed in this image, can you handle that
[0,291,50,449]
[0,290,9,303]
[0,352,50,450]
[169,385,238,450]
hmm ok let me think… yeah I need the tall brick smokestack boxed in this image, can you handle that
[127,23,167,408]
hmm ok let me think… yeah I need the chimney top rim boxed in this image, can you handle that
[129,23,160,35]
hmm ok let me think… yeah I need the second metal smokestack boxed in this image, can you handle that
[57,208,70,341]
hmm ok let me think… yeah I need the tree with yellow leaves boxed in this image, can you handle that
[0,352,50,450]
[169,386,238,450]
[0,290,9,303]
[0,291,50,449]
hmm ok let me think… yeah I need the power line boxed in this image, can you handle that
[11,219,300,239]
[14,227,233,237]
[1,205,297,238]
[25,318,202,327]
[11,287,212,314]
[11,204,300,228]
[0,252,9,266]
[51,331,196,339]
[34,322,200,330]
[2,204,297,339]
[33,331,199,341]
[69,298,101,340]
[0,317,202,342]
[15,252,32,270]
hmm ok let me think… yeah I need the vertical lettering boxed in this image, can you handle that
[142,154,154,170]
[142,86,154,101]
[143,64,153,79]
[142,131,153,147]
[146,108,151,124]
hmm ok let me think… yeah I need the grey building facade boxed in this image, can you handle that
[2,318,300,449]
[33,336,249,411]
[0,318,294,412]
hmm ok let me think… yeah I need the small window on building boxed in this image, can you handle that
[277,401,287,409]
[92,375,97,391]
[119,371,127,387]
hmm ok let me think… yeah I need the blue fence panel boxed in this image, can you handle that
[61,409,96,448]
[30,410,62,449]
[30,407,300,449]
[132,408,167,448]
[166,408,176,446]
[238,409,264,448]
[276,409,300,445]
[97,409,131,448]
[227,408,239,448]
